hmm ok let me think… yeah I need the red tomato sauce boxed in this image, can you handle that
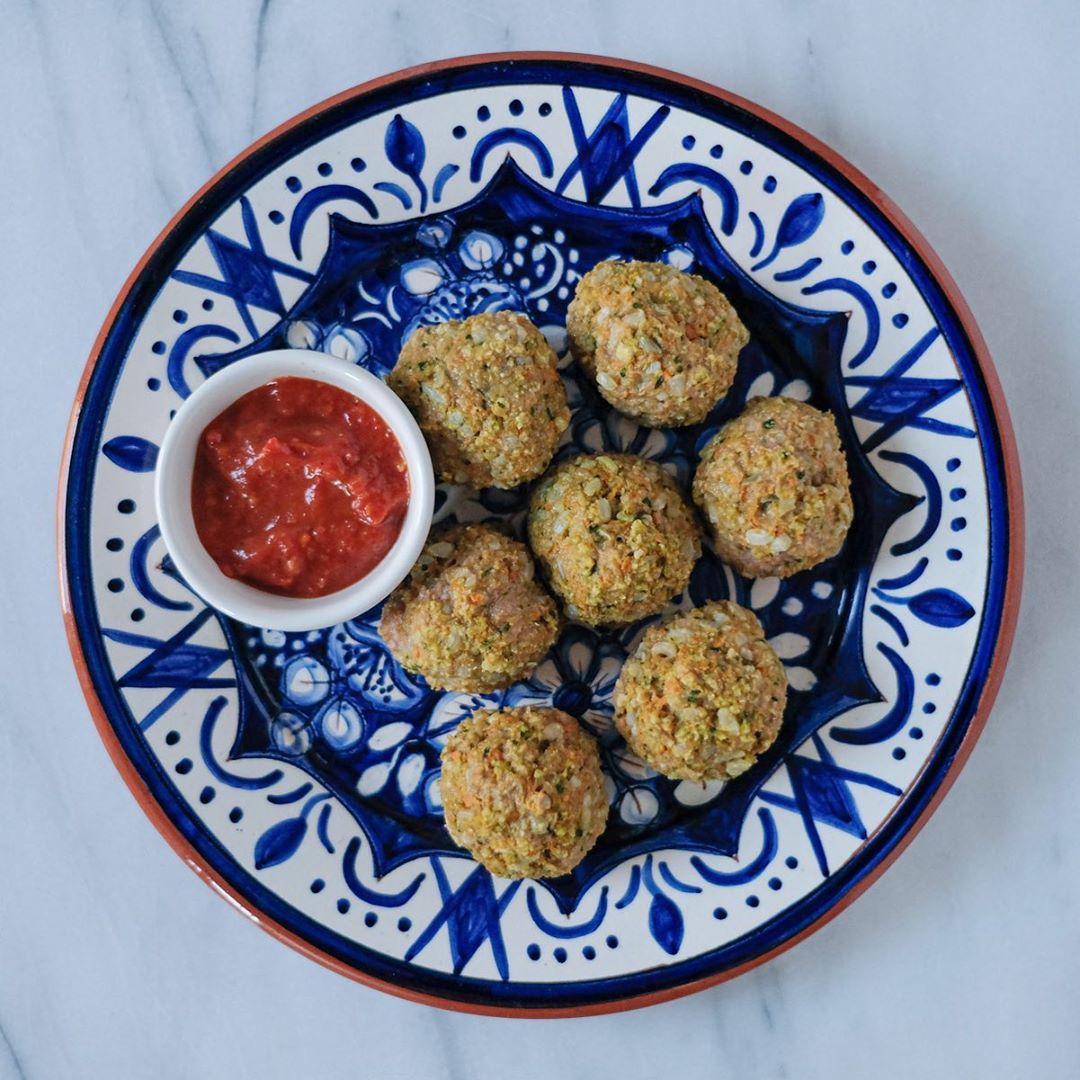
[192,377,409,598]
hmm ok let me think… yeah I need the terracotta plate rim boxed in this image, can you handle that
[57,51,1024,1018]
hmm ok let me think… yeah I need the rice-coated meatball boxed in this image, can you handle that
[527,453,701,627]
[379,524,559,693]
[566,259,749,427]
[389,310,570,488]
[440,707,608,879]
[614,601,787,782]
[693,396,853,578]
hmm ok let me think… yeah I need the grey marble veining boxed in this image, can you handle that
[1,1,1077,1077]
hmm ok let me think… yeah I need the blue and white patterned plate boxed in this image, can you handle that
[60,55,1022,1015]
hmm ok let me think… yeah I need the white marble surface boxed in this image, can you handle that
[0,1,1076,1076]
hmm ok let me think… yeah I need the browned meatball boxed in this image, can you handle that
[567,259,748,427]
[390,311,569,488]
[693,396,854,577]
[614,601,787,781]
[380,524,559,692]
[440,706,608,878]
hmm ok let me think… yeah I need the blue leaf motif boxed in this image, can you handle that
[646,163,738,235]
[648,891,684,955]
[102,436,159,473]
[905,588,976,628]
[385,114,428,211]
[253,816,307,870]
[753,192,825,271]
[776,192,825,248]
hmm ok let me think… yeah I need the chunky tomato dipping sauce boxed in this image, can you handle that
[192,377,409,598]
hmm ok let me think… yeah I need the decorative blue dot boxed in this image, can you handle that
[746,895,760,908]
[350,157,366,172]
[892,313,909,328]
[709,144,723,158]
[106,537,124,552]
[364,912,377,927]
[169,410,176,420]
[910,727,924,740]
[527,943,541,960]
[397,917,411,932]
[285,176,302,192]
[785,856,799,869]
[147,377,160,391]
[947,548,962,561]
[229,807,243,823]
[947,457,961,472]
[310,879,324,893]
[130,608,145,623]
[107,578,124,593]
[582,945,596,960]
[681,135,696,150]
[452,125,466,139]
[118,499,136,514]
[763,175,777,193]
[172,309,188,324]
[713,907,727,920]
[768,877,782,891]
[882,282,897,298]
[606,935,619,949]
[151,340,166,355]
[477,105,490,121]
[892,747,907,761]
[538,102,552,117]
[554,947,567,963]
[268,209,284,224]
[317,162,332,176]
[841,239,855,254]
[175,758,193,775]
[739,160,753,175]
[199,786,215,804]
[949,487,967,502]
[509,98,524,116]
[951,517,967,532]
[337,898,350,914]
[862,260,877,274]
[201,298,214,311]
[923,702,937,714]
[926,673,941,686]
[165,730,180,746]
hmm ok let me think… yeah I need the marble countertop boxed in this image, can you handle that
[1,2,1075,1077]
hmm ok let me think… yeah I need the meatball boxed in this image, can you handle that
[527,453,701,627]
[566,259,749,427]
[614,601,787,782]
[693,396,854,578]
[379,524,559,693]
[389,310,570,488]
[440,706,608,879]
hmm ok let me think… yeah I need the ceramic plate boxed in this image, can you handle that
[60,54,1022,1016]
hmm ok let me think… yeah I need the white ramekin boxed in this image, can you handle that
[154,349,434,632]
